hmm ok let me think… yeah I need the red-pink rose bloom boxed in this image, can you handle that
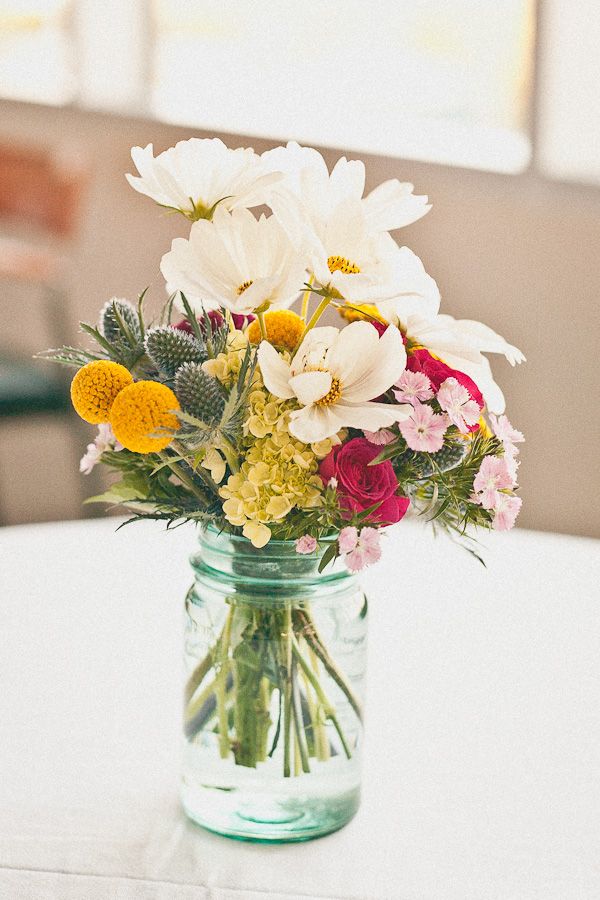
[407,348,483,432]
[407,348,484,408]
[175,310,254,335]
[320,437,409,525]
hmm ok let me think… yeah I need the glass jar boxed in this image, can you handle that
[181,526,368,842]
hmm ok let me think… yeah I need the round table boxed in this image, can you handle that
[1,518,599,899]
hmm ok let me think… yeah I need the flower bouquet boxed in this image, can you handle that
[42,137,524,841]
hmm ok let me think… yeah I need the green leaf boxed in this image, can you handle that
[318,541,339,573]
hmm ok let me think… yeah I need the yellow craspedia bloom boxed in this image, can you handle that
[338,303,386,325]
[70,360,133,424]
[109,381,180,453]
[478,416,493,439]
[246,310,304,351]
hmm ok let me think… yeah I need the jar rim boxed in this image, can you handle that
[200,522,339,548]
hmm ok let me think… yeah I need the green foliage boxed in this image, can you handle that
[88,447,219,520]
[144,326,206,377]
[402,431,501,539]
[36,346,103,368]
[175,362,225,423]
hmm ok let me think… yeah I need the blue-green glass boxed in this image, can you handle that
[181,526,368,842]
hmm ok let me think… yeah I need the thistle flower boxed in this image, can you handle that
[174,362,225,424]
[100,297,141,344]
[144,326,206,377]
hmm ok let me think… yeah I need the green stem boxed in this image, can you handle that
[218,436,240,474]
[173,440,220,496]
[292,636,352,760]
[283,604,293,777]
[294,608,363,721]
[298,295,331,346]
[216,609,233,758]
[306,644,330,761]
[291,656,311,773]
[257,310,268,341]
[300,276,314,322]
[184,648,213,705]
[158,451,209,503]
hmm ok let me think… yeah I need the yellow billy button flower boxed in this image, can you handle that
[70,360,133,424]
[109,381,180,453]
[246,310,304,352]
[338,303,386,325]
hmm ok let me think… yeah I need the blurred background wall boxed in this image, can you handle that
[0,0,598,537]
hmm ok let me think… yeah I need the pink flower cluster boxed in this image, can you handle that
[338,526,381,572]
[295,526,382,572]
[79,423,122,474]
[471,414,524,531]
[391,348,485,454]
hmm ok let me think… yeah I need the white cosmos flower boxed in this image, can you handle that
[258,321,411,443]
[262,141,430,231]
[379,303,526,414]
[273,195,436,305]
[160,207,307,315]
[126,138,281,219]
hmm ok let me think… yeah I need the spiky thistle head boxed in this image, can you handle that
[100,298,141,344]
[144,326,206,377]
[175,362,225,424]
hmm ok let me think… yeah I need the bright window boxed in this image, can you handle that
[7,0,599,185]
[0,0,75,104]
[152,0,534,173]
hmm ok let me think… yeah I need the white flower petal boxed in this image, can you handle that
[329,157,366,207]
[257,341,294,399]
[291,326,340,373]
[335,400,412,430]
[339,323,406,403]
[288,404,344,443]
[363,179,431,232]
[327,321,379,383]
[289,371,332,405]
[160,207,306,315]
[126,138,277,214]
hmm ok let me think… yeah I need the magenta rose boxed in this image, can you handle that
[175,310,254,335]
[407,348,484,408]
[320,437,409,525]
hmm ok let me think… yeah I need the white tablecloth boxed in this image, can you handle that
[1,518,599,900]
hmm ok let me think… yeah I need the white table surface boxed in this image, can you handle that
[1,518,599,900]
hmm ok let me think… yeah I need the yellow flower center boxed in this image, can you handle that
[316,377,342,406]
[237,279,254,295]
[327,255,361,275]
